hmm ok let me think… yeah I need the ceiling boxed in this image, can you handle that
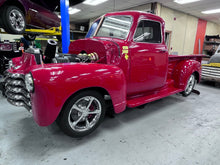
[69,0,220,25]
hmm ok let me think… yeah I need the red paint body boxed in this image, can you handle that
[8,11,203,126]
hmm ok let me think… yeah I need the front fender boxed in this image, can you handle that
[30,63,126,126]
[173,59,201,89]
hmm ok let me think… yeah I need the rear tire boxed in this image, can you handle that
[181,73,196,97]
[1,6,26,34]
[56,90,106,138]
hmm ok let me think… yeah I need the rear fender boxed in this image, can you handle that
[30,63,126,126]
[173,59,201,89]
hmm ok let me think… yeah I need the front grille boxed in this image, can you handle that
[4,72,31,111]
[202,66,220,82]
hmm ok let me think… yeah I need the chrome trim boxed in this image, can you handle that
[7,98,31,112]
[68,96,102,132]
[202,66,220,72]
[6,91,31,106]
[4,72,31,111]
[5,79,25,87]
[6,72,25,79]
[5,85,30,98]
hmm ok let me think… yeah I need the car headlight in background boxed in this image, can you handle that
[25,73,34,93]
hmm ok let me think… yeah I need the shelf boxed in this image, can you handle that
[71,31,87,34]
[204,41,220,45]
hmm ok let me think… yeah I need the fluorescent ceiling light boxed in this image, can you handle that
[69,7,81,15]
[174,0,200,4]
[83,0,108,6]
[202,8,220,14]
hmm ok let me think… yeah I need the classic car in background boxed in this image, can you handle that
[0,0,84,39]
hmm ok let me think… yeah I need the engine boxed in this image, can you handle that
[26,39,99,65]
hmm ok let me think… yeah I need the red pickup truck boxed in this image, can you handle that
[4,11,203,137]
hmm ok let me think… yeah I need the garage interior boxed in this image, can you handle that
[1,0,220,165]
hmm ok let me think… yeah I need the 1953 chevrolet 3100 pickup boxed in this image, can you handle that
[4,11,203,137]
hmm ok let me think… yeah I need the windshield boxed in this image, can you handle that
[96,15,132,40]
[86,19,100,38]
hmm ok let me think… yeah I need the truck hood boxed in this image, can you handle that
[8,38,123,75]
[69,38,122,65]
[9,52,37,74]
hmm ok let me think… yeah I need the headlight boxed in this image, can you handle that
[25,73,34,93]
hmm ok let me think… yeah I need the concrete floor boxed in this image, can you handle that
[0,82,220,165]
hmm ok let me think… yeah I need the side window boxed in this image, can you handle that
[134,20,161,43]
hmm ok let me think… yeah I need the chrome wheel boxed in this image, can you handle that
[68,96,102,132]
[57,90,106,137]
[183,74,196,96]
[9,9,25,32]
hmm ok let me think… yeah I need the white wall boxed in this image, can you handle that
[0,33,22,42]
[158,4,198,55]
[206,22,220,35]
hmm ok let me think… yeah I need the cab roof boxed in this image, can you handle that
[104,11,165,24]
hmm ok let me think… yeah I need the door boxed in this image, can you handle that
[127,20,168,95]
[28,0,59,29]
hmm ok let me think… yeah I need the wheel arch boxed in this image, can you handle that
[2,0,26,15]
[193,70,200,83]
[173,59,201,89]
[58,87,114,118]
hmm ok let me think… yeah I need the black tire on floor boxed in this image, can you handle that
[181,73,196,97]
[1,5,26,34]
[56,90,106,138]
[23,34,37,41]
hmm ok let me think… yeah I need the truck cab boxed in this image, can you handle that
[4,11,203,138]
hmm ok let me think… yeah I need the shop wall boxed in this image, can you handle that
[127,3,151,11]
[158,5,198,55]
[206,22,220,35]
[0,34,22,42]
[193,19,207,54]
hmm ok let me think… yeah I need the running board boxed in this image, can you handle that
[127,87,183,108]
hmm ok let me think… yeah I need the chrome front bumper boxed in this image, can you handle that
[202,66,220,82]
[4,72,31,111]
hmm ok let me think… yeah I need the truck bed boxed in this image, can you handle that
[168,54,203,79]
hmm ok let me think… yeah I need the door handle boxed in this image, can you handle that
[159,49,167,53]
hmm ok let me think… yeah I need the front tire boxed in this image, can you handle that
[57,90,106,138]
[1,6,26,34]
[182,73,196,97]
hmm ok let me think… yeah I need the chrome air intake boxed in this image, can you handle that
[4,72,31,111]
